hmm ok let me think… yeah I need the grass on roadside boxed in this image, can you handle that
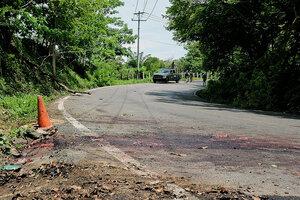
[0,94,54,154]
[111,78,153,85]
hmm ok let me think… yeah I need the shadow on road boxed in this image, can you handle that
[145,82,300,121]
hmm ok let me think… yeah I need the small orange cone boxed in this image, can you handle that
[37,95,52,128]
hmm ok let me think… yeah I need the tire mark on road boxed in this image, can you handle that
[135,85,179,152]
[77,86,121,118]
[58,95,199,200]
[108,85,129,128]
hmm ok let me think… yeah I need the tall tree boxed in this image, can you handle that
[166,0,300,112]
[0,0,135,94]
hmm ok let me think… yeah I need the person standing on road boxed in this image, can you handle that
[202,73,207,86]
[185,70,190,83]
[189,71,193,82]
[170,61,175,69]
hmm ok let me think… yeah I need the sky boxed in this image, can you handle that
[116,0,187,60]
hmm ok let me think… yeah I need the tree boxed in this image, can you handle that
[181,42,203,73]
[126,50,151,69]
[143,57,165,73]
[166,0,300,113]
[0,0,135,94]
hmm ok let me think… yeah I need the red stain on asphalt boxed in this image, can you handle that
[30,139,54,149]
[40,143,54,148]
[214,134,229,138]
[147,143,163,147]
[92,138,104,142]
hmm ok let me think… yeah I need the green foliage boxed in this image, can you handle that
[0,0,135,96]
[0,94,52,124]
[126,51,151,69]
[178,42,204,73]
[167,0,300,113]
[0,126,32,154]
[0,94,53,154]
[0,133,10,153]
[143,57,166,74]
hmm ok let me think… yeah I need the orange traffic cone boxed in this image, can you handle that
[37,95,52,128]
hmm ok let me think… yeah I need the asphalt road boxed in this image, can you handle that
[58,81,300,197]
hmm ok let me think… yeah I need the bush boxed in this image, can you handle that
[198,69,300,114]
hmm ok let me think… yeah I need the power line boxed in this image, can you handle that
[146,13,164,20]
[143,13,163,20]
[146,17,167,24]
[143,0,148,12]
[141,38,180,46]
[142,15,167,24]
[147,16,166,21]
[146,0,159,20]
[134,0,139,13]
[142,12,167,23]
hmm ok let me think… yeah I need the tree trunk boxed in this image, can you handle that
[52,43,56,77]
[52,16,57,78]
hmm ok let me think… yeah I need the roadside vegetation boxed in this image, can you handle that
[0,0,170,155]
[0,94,52,153]
[166,0,300,114]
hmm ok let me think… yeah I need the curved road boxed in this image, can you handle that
[56,81,300,197]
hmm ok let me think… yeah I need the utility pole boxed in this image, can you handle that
[132,11,146,79]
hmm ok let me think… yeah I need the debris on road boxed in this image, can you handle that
[220,187,228,194]
[132,140,163,147]
[15,158,33,165]
[214,134,229,138]
[170,152,187,157]
[26,126,57,139]
[0,161,264,199]
[10,147,21,158]
[0,162,179,199]
[92,138,104,142]
[1,165,21,171]
[133,141,142,145]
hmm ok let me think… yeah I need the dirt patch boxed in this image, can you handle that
[2,160,297,200]
[0,161,264,200]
